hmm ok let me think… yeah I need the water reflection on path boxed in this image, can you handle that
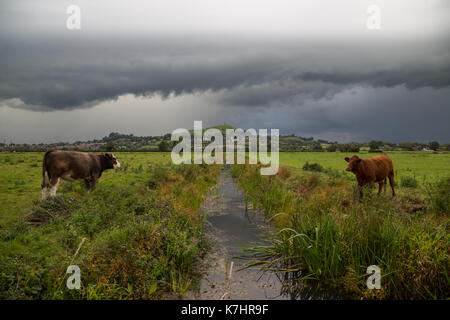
[187,168,289,300]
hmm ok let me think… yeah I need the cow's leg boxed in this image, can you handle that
[41,181,48,200]
[41,170,50,200]
[49,177,60,197]
[84,179,91,193]
[90,178,98,191]
[358,184,363,200]
[388,173,396,196]
[41,186,47,200]
[377,182,383,195]
[383,178,387,193]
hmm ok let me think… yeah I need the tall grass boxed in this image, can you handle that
[233,164,449,299]
[426,176,450,215]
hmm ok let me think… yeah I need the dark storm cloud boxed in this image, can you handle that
[223,85,450,143]
[0,34,449,111]
[289,86,450,143]
[300,68,450,89]
[0,35,288,110]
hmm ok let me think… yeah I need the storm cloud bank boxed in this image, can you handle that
[1,35,449,111]
[0,0,449,143]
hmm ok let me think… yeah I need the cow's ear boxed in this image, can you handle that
[344,157,350,162]
[356,158,362,163]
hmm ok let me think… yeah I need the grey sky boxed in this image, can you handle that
[0,0,449,143]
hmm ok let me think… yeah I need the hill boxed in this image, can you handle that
[2,124,449,152]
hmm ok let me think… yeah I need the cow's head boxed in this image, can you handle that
[105,153,121,169]
[344,155,361,172]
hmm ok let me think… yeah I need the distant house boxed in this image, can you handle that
[422,147,433,152]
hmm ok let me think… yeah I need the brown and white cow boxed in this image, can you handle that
[344,154,395,198]
[41,150,121,200]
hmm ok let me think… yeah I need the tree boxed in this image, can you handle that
[105,142,115,152]
[368,140,382,151]
[429,141,440,151]
[326,144,337,152]
[158,140,172,152]
[311,142,323,151]
[338,143,360,153]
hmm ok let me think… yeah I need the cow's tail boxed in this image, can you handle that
[41,150,54,188]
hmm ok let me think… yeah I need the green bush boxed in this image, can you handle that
[400,176,418,188]
[302,161,324,172]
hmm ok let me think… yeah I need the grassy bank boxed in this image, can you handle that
[232,163,449,299]
[0,152,220,299]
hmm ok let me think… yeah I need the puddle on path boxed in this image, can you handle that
[186,168,290,300]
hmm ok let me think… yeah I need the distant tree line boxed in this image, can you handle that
[1,131,449,153]
[327,143,360,152]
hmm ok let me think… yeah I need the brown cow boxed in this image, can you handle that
[41,150,121,200]
[344,154,395,198]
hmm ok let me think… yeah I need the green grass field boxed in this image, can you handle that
[0,151,448,299]
[1,151,448,223]
[0,152,219,299]
[0,152,172,225]
[279,151,450,183]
